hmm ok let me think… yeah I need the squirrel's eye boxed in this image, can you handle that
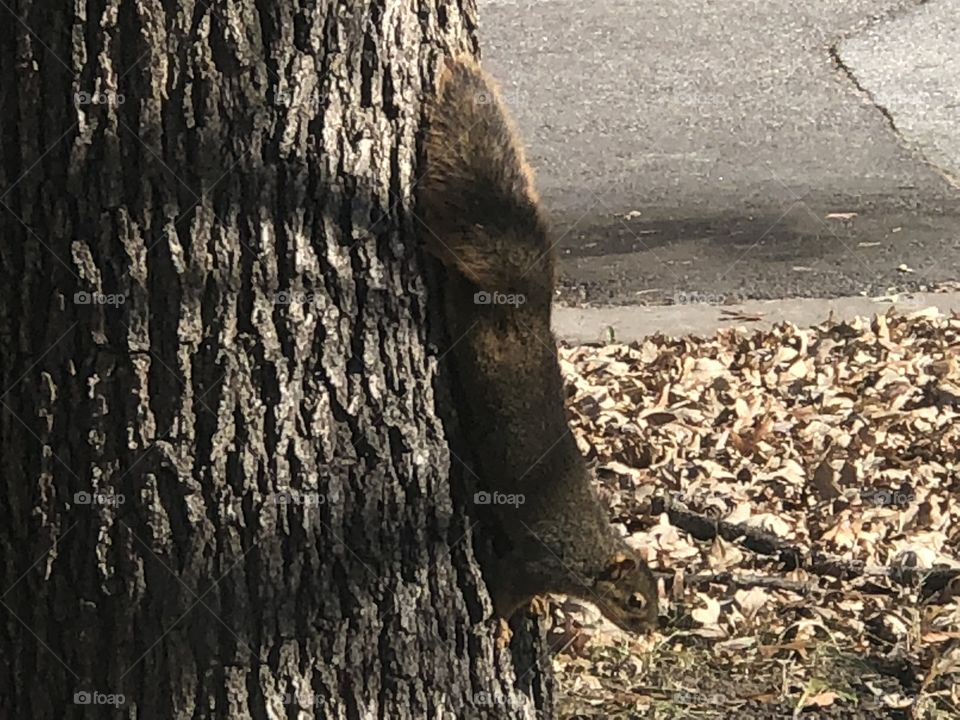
[628,593,647,610]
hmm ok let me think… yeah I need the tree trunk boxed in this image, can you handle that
[0,1,554,717]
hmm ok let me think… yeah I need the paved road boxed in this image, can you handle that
[478,0,960,306]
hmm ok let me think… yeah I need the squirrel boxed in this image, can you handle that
[418,56,658,635]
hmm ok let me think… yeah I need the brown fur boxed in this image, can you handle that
[419,56,658,634]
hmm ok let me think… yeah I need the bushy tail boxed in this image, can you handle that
[418,56,552,292]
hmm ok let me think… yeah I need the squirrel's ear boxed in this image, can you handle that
[600,553,638,581]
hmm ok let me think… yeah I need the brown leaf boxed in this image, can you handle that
[804,691,839,707]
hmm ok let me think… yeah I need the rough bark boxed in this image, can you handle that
[0,1,553,717]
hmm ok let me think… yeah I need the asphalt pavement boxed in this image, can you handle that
[478,0,960,307]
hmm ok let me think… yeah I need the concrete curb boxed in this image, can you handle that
[554,291,960,344]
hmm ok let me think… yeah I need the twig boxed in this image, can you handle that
[676,571,813,594]
[651,495,960,599]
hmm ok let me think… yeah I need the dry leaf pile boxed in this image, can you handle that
[552,308,960,719]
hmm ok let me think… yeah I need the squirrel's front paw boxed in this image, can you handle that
[528,595,550,618]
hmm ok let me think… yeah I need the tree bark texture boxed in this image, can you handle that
[0,1,554,717]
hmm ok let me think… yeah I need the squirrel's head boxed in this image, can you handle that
[592,551,659,633]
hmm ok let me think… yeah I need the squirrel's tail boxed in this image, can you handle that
[419,56,552,292]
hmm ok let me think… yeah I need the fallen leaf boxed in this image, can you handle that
[691,593,722,627]
[804,691,839,707]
